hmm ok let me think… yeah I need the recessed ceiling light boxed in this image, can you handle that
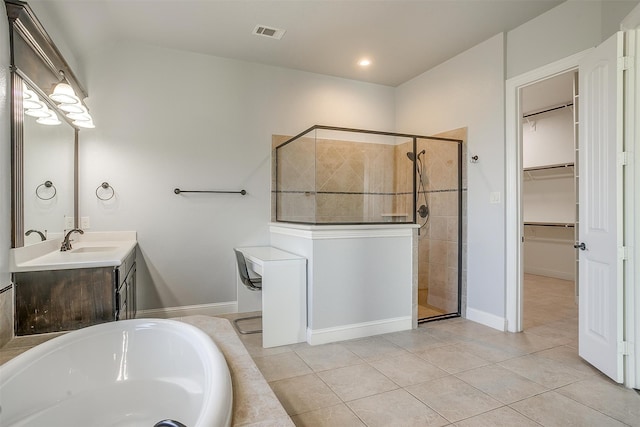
[358,58,372,67]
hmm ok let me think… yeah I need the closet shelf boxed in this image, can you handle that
[523,163,574,180]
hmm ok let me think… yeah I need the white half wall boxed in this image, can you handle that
[270,224,414,344]
[77,42,396,311]
[395,34,506,324]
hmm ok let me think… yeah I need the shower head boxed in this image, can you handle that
[406,150,425,161]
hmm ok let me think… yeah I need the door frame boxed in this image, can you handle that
[506,46,639,388]
[505,49,591,334]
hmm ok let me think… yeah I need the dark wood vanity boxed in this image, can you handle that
[13,248,136,335]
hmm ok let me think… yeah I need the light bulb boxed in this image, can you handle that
[49,83,79,104]
[73,119,95,129]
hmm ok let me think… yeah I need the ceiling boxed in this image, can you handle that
[29,0,565,87]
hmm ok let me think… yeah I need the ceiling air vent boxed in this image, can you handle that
[252,25,286,40]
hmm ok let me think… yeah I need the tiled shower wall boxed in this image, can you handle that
[397,138,464,315]
[275,136,412,223]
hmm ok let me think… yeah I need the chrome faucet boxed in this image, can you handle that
[25,229,46,241]
[61,228,84,251]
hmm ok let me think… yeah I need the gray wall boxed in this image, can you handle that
[78,42,396,311]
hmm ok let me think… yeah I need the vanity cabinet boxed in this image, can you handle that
[14,249,136,335]
[115,250,137,321]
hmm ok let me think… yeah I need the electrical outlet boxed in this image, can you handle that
[490,192,501,204]
[81,216,90,229]
[64,216,74,228]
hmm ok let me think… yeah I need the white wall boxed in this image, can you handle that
[396,34,506,324]
[78,42,395,311]
[522,110,575,168]
[507,0,639,79]
[0,1,13,346]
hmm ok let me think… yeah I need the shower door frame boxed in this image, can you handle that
[273,125,464,322]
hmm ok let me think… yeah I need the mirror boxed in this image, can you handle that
[7,0,88,248]
[22,79,76,245]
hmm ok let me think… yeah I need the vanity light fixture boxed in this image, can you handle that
[48,70,95,128]
[24,104,52,118]
[72,119,95,129]
[22,82,59,124]
[36,111,62,126]
[49,82,80,104]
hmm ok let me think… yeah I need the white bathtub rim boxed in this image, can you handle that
[0,318,233,427]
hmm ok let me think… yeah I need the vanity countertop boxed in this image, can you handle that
[10,231,137,273]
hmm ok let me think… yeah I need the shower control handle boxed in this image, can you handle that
[574,242,586,251]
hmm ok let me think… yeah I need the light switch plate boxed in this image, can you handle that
[490,192,501,204]
[64,216,74,228]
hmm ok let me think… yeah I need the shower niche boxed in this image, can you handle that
[273,126,463,323]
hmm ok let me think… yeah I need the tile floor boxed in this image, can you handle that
[229,274,640,426]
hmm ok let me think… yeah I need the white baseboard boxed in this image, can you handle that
[136,301,237,319]
[524,267,575,281]
[465,307,507,331]
[307,316,412,346]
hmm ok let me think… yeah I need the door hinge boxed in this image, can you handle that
[618,56,633,71]
[618,152,628,166]
[618,246,628,260]
[619,341,633,356]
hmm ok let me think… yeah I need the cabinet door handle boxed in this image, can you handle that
[574,242,586,251]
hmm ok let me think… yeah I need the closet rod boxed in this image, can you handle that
[524,222,574,228]
[523,103,573,118]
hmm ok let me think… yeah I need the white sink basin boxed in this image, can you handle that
[71,246,119,253]
[10,231,138,272]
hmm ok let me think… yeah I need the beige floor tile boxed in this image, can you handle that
[429,320,502,339]
[499,354,590,389]
[455,364,548,404]
[406,375,502,423]
[415,344,490,374]
[478,332,565,356]
[510,391,627,427]
[348,389,449,427]
[294,343,362,372]
[369,353,448,387]
[270,373,341,416]
[452,339,524,363]
[524,324,576,344]
[291,404,365,427]
[341,336,408,362]
[254,351,312,382]
[317,363,398,401]
[533,345,600,375]
[556,377,640,426]
[454,406,541,427]
[382,328,453,352]
[239,333,295,358]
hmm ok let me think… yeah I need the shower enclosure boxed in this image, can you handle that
[273,125,463,322]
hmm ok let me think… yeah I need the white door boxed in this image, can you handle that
[578,31,624,383]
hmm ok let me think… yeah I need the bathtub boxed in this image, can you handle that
[0,319,232,427]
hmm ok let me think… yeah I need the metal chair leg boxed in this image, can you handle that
[233,315,262,334]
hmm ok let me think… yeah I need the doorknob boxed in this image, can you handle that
[574,242,587,251]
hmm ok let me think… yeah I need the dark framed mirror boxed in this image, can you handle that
[6,0,87,247]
